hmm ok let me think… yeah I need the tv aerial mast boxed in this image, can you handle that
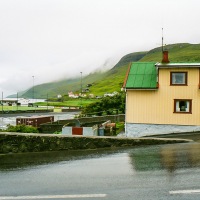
[162,27,164,53]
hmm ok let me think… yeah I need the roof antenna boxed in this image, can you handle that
[162,28,164,53]
[161,27,170,63]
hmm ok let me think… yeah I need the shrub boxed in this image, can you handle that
[81,92,125,116]
[5,124,39,133]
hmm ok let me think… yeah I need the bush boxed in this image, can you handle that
[5,124,39,133]
[53,131,61,134]
[116,122,125,134]
[81,92,125,116]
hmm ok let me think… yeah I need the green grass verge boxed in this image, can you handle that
[0,99,99,112]
[1,106,46,111]
[35,99,100,107]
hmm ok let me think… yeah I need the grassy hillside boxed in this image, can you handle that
[20,71,108,99]
[140,43,200,62]
[13,43,200,99]
[18,52,144,98]
[87,52,148,96]
[88,64,129,96]
[113,51,147,68]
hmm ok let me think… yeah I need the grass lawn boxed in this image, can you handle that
[0,99,98,112]
[1,105,48,112]
[35,99,99,107]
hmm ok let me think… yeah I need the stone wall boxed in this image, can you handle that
[0,132,190,154]
[40,115,125,133]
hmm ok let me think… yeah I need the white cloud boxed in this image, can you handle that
[0,0,200,96]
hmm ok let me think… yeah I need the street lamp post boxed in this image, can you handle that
[47,93,48,111]
[80,72,82,107]
[32,76,35,101]
[1,92,3,114]
[17,92,18,111]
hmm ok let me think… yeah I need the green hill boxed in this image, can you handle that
[113,51,147,68]
[12,43,200,98]
[18,71,111,99]
[140,43,200,62]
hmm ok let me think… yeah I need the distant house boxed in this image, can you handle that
[68,92,79,98]
[123,51,200,137]
[104,91,118,97]
[79,93,87,97]
[82,88,90,93]
[89,94,95,98]
[1,99,18,106]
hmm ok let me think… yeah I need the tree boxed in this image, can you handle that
[81,92,125,116]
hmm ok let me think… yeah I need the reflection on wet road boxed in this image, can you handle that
[1,143,200,200]
[161,143,200,173]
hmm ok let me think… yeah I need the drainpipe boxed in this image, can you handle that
[125,91,128,137]
[155,64,159,88]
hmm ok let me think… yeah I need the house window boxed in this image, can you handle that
[170,72,187,85]
[174,99,192,113]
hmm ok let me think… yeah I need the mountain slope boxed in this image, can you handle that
[18,52,145,98]
[140,43,200,62]
[12,43,200,98]
[113,51,147,68]
[20,73,107,99]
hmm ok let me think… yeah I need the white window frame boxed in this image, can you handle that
[174,99,192,114]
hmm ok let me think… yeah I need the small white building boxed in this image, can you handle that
[62,125,98,136]
[68,92,79,98]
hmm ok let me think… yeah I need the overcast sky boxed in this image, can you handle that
[1,0,200,96]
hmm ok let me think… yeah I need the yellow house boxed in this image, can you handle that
[123,51,200,137]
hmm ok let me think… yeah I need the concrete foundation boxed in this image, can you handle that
[126,123,200,137]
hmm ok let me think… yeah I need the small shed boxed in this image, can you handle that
[62,125,98,136]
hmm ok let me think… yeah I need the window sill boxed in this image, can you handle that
[170,84,188,86]
[173,112,192,114]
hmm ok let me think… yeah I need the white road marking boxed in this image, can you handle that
[0,194,107,199]
[169,189,200,194]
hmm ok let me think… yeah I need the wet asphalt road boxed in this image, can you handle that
[1,143,200,200]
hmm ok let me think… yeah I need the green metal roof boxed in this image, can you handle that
[125,62,157,89]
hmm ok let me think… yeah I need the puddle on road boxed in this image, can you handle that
[1,143,200,174]
[0,148,129,171]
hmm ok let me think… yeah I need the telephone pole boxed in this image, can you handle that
[80,72,82,107]
[32,76,35,100]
